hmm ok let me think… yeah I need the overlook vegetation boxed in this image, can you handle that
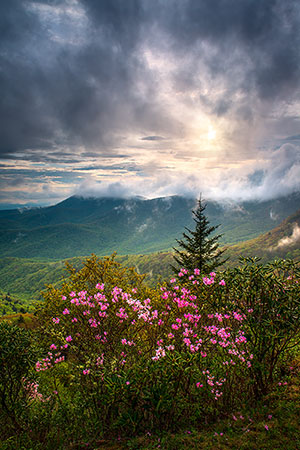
[0,255,300,449]
[1,195,300,449]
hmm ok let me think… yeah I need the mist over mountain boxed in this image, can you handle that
[1,193,300,260]
[225,207,300,266]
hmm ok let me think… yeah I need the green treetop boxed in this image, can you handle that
[172,195,227,274]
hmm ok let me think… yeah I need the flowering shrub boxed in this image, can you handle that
[22,378,51,403]
[169,259,300,397]
[34,259,259,433]
[223,258,300,396]
[3,255,296,441]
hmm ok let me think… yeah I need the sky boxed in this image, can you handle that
[1,0,300,208]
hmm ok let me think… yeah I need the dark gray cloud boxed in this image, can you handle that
[0,0,300,205]
[177,1,298,82]
[0,151,82,164]
[80,0,144,49]
[1,0,299,158]
[0,0,38,45]
[140,136,166,141]
[0,0,157,157]
[160,0,300,117]
[0,168,83,193]
[74,163,141,172]
[282,134,300,142]
[81,152,130,159]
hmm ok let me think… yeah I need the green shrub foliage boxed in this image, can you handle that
[0,321,36,434]
[1,255,300,446]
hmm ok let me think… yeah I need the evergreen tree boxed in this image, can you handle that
[172,195,227,273]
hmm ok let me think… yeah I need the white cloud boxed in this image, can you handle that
[71,141,300,203]
[276,223,300,248]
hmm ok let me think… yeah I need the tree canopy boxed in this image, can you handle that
[172,195,227,273]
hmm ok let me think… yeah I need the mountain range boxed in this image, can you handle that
[1,193,300,259]
[1,193,300,313]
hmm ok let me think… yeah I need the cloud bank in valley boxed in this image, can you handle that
[0,0,300,205]
[275,223,300,248]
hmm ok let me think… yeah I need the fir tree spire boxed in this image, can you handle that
[172,195,227,273]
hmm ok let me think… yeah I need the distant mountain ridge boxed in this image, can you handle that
[1,206,300,312]
[0,193,300,259]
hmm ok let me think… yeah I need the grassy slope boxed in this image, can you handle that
[0,257,84,307]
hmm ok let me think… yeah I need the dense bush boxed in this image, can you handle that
[35,271,250,434]
[227,258,300,396]
[176,258,300,397]
[0,321,37,436]
[0,255,299,447]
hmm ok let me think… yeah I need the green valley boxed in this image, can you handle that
[1,209,300,313]
[1,193,300,313]
[1,193,300,259]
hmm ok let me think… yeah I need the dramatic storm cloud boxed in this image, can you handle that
[0,0,300,206]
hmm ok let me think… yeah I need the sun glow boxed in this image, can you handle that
[207,126,216,140]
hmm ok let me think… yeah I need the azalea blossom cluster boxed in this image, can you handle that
[173,269,226,287]
[35,268,252,401]
[22,378,50,402]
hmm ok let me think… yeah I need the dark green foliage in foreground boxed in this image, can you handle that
[0,322,36,434]
[0,256,299,449]
[173,196,227,273]
[216,257,300,396]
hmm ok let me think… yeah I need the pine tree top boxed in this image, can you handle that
[172,195,228,274]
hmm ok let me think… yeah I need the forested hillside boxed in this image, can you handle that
[225,208,300,265]
[1,207,300,313]
[1,193,300,259]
